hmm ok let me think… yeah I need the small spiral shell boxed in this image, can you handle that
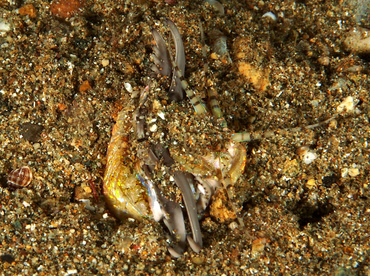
[7,166,33,189]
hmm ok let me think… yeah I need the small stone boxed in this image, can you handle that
[348,168,360,177]
[210,52,219,59]
[57,103,67,111]
[297,146,317,165]
[0,19,10,33]
[122,264,129,271]
[1,254,15,263]
[238,61,270,92]
[262,11,277,21]
[282,159,300,177]
[157,111,165,120]
[328,119,337,129]
[33,143,41,150]
[296,146,309,157]
[306,179,316,189]
[317,56,330,66]
[101,59,109,67]
[343,29,370,55]
[192,256,204,265]
[136,262,145,271]
[236,52,245,59]
[66,269,78,275]
[21,123,44,143]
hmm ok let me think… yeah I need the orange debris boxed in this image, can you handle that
[79,80,92,92]
[238,61,270,92]
[50,0,84,19]
[19,4,37,18]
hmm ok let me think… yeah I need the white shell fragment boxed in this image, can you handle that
[342,167,360,178]
[124,82,133,93]
[149,124,157,132]
[0,19,10,34]
[337,96,355,113]
[302,151,317,165]
[157,111,165,120]
[297,146,317,165]
[262,12,277,21]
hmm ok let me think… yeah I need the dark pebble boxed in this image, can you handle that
[1,254,15,263]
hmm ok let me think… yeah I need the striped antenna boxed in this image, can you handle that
[172,63,207,115]
[231,114,338,143]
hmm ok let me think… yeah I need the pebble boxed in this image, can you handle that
[306,179,316,189]
[317,56,330,66]
[237,61,270,92]
[343,28,370,55]
[136,262,145,271]
[192,256,205,265]
[348,168,360,177]
[33,143,41,150]
[50,0,84,19]
[101,59,110,67]
[204,0,224,15]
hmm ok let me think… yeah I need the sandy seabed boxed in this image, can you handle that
[0,0,370,275]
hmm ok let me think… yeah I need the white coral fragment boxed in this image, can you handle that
[337,96,355,113]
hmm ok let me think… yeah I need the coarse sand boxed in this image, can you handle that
[0,0,370,275]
